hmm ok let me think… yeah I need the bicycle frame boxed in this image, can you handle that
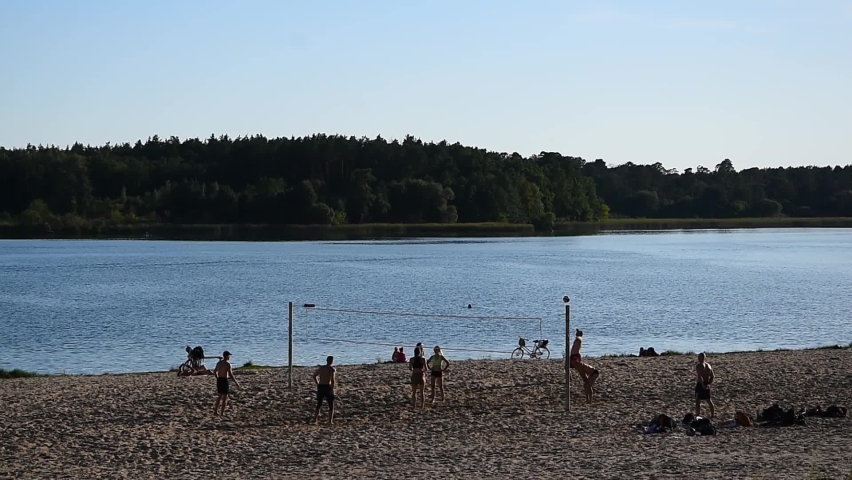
[519,342,544,358]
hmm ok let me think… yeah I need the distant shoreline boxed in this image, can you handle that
[1,216,851,242]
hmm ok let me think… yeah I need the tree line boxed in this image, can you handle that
[0,134,850,232]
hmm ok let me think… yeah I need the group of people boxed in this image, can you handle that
[309,343,450,423]
[208,330,717,424]
[312,343,451,423]
[569,328,717,417]
[391,347,407,363]
[206,343,451,424]
[408,343,450,409]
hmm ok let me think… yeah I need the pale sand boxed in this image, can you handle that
[1,348,851,479]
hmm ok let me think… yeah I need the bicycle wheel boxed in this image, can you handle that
[538,347,551,359]
[511,348,525,359]
[178,362,193,375]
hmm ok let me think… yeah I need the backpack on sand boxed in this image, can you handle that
[736,411,754,427]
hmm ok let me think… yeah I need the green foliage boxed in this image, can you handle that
[749,198,783,217]
[584,158,852,219]
[659,350,696,356]
[237,360,271,370]
[1,140,850,233]
[0,368,42,379]
[0,136,610,229]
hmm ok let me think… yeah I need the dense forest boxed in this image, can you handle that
[1,134,850,232]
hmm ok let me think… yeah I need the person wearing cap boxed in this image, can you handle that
[427,346,450,403]
[212,351,240,415]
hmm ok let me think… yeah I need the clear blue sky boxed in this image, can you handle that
[1,0,849,171]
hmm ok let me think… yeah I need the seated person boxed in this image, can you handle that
[392,347,400,363]
[397,347,407,363]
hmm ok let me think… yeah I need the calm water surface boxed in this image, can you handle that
[1,229,850,374]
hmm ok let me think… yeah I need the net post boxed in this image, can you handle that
[288,301,294,388]
[563,296,571,413]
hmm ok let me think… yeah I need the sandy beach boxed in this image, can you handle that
[1,348,850,479]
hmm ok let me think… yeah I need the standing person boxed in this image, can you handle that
[409,347,428,409]
[427,346,450,403]
[695,352,716,418]
[313,356,337,425]
[213,351,240,416]
[569,329,600,404]
[415,342,424,357]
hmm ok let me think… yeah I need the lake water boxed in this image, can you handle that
[1,229,851,375]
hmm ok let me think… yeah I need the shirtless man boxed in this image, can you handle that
[695,352,716,418]
[569,329,600,403]
[313,356,336,425]
[213,351,240,415]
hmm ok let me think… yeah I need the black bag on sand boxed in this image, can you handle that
[762,404,805,426]
[782,408,806,426]
[809,405,848,418]
[690,416,711,429]
[826,405,847,418]
[689,416,717,435]
[760,404,785,424]
[698,424,717,436]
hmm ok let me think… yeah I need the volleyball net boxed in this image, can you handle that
[298,303,544,359]
[284,299,574,412]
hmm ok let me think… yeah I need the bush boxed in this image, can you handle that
[0,368,42,379]
[307,203,335,225]
[533,212,556,231]
[18,209,43,227]
[61,213,89,232]
[750,199,783,217]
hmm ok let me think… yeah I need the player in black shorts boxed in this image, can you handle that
[212,351,240,416]
[313,356,337,425]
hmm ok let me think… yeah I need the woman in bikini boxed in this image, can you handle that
[409,347,428,409]
[427,346,450,404]
[570,329,600,404]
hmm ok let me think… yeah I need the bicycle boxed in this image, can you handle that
[511,337,550,359]
[178,345,220,376]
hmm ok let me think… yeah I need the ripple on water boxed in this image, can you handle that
[0,229,851,374]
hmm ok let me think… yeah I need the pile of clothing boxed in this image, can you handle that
[643,412,720,435]
[681,413,718,436]
[804,405,847,418]
[644,413,676,434]
[759,404,806,426]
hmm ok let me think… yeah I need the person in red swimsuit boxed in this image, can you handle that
[569,329,600,404]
